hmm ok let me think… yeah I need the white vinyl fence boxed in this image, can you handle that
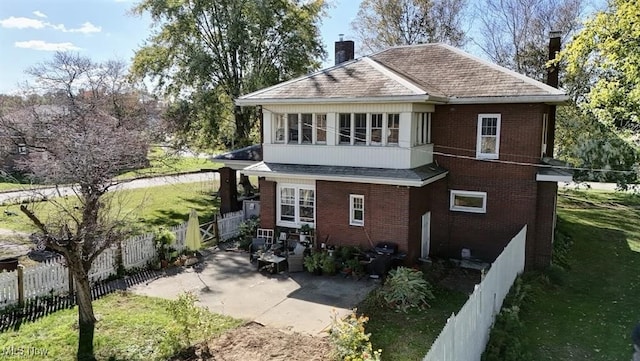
[423,225,527,361]
[0,212,245,309]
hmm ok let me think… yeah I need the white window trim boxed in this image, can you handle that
[476,113,501,159]
[276,183,316,227]
[17,143,27,155]
[349,194,364,226]
[541,113,548,158]
[450,190,487,213]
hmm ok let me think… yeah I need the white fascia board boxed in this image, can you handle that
[214,160,260,170]
[235,95,445,106]
[447,95,570,105]
[241,168,448,187]
[536,173,573,183]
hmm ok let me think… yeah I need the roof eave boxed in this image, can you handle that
[236,94,446,106]
[241,165,448,187]
[447,94,569,105]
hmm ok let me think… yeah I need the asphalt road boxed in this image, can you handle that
[0,171,219,206]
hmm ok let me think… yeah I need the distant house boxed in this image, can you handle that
[233,38,571,268]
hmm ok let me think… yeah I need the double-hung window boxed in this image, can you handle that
[273,114,285,143]
[350,194,364,226]
[339,113,351,144]
[354,113,367,145]
[415,113,431,145]
[450,190,487,213]
[315,114,327,144]
[370,114,383,145]
[277,184,315,226]
[387,114,399,145]
[301,113,313,143]
[17,144,27,155]
[476,114,501,159]
[287,114,299,143]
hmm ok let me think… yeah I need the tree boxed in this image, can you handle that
[0,52,151,360]
[476,0,584,81]
[560,0,640,133]
[131,0,327,150]
[351,0,468,54]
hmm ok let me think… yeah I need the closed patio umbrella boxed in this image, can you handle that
[185,209,202,251]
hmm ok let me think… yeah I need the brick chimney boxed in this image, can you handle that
[545,31,562,157]
[335,34,354,65]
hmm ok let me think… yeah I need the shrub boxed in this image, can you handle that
[379,267,435,312]
[236,216,260,250]
[329,310,382,361]
[166,291,214,348]
[482,277,531,361]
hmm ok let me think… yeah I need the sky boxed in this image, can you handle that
[0,0,362,94]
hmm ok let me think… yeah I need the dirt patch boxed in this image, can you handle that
[169,322,333,361]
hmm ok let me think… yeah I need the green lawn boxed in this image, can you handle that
[360,286,468,360]
[0,292,242,361]
[520,189,640,360]
[0,147,222,192]
[0,181,220,233]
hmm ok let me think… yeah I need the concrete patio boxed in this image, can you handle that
[129,249,378,335]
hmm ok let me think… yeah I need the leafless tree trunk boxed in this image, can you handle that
[1,52,151,361]
[475,0,584,81]
[351,0,469,54]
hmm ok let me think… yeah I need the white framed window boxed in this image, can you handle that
[350,194,364,226]
[371,114,383,145]
[415,113,431,145]
[17,143,27,155]
[277,184,315,227]
[354,113,367,145]
[387,113,399,145]
[450,190,487,213]
[315,114,327,144]
[273,114,285,143]
[476,114,501,159]
[301,113,312,143]
[339,113,351,144]
[287,114,299,143]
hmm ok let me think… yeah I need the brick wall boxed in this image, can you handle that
[316,181,411,257]
[429,103,553,267]
[259,178,276,229]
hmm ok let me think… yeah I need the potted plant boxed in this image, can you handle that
[320,252,336,275]
[299,224,313,243]
[304,251,323,275]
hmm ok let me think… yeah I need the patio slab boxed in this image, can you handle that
[129,249,378,335]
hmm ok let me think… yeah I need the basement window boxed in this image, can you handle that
[450,190,487,213]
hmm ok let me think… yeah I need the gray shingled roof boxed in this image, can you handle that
[371,44,563,98]
[212,144,262,162]
[238,57,424,101]
[237,43,566,104]
[242,162,448,187]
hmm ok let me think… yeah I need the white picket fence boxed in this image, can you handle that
[0,212,245,308]
[423,225,527,361]
[217,210,244,240]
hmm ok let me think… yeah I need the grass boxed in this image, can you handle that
[0,146,222,192]
[519,189,640,361]
[360,286,468,360]
[0,181,220,233]
[0,291,243,361]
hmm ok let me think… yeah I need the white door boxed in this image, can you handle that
[421,212,431,259]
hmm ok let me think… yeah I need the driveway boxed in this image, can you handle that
[129,249,378,335]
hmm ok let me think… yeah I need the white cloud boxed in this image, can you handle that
[33,11,47,18]
[67,22,101,34]
[14,40,81,51]
[0,16,101,34]
[0,16,46,29]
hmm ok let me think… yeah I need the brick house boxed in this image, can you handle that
[234,40,570,268]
